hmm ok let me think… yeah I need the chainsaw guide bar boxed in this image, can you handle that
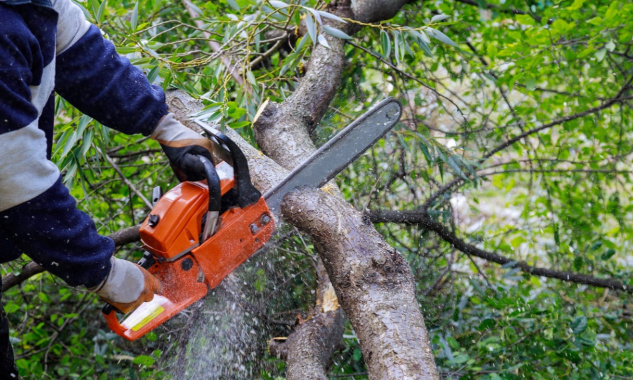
[102,98,402,341]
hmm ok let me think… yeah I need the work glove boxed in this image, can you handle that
[151,113,218,182]
[89,257,161,314]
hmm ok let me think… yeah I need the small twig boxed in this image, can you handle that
[347,40,466,120]
[101,150,152,208]
[44,293,92,372]
[249,37,287,68]
[181,0,245,86]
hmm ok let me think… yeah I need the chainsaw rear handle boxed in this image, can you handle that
[199,156,221,213]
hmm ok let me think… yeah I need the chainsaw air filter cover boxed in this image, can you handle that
[139,181,209,261]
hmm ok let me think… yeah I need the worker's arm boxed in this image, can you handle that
[53,0,168,136]
[53,0,219,180]
[0,6,113,288]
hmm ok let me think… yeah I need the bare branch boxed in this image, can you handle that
[368,210,633,292]
[101,150,153,208]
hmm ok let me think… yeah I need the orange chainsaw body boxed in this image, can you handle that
[104,158,275,341]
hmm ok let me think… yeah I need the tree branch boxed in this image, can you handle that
[484,85,633,159]
[453,0,542,23]
[367,209,633,292]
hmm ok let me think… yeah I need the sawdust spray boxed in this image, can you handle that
[158,229,313,379]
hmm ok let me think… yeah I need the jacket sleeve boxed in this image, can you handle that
[0,178,114,288]
[0,6,112,288]
[53,0,168,136]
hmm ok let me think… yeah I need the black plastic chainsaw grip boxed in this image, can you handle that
[199,156,222,212]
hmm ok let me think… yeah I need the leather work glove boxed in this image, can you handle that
[151,113,221,182]
[89,257,161,314]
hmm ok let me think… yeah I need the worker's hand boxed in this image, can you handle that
[89,257,161,314]
[151,113,217,182]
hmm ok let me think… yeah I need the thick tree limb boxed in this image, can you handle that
[269,309,346,379]
[253,25,349,377]
[350,0,410,23]
[253,5,438,377]
[2,225,141,291]
[283,188,439,378]
[368,209,633,292]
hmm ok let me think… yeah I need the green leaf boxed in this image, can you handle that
[352,348,362,362]
[146,66,160,84]
[322,25,352,40]
[605,1,619,22]
[588,16,603,25]
[431,14,450,23]
[417,29,430,44]
[79,129,94,157]
[96,0,107,24]
[269,0,288,8]
[317,10,346,23]
[226,0,240,11]
[246,70,257,86]
[426,27,458,47]
[452,353,469,364]
[115,46,138,54]
[4,302,19,314]
[413,32,434,57]
[317,34,331,49]
[567,0,585,11]
[571,316,587,335]
[305,13,317,45]
[130,1,139,31]
[393,30,402,64]
[516,14,535,26]
[601,248,616,260]
[132,355,155,366]
[573,256,583,271]
[295,34,309,53]
[306,8,322,25]
[447,156,468,180]
[230,121,251,129]
[380,30,391,58]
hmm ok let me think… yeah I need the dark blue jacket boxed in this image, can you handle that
[0,0,168,287]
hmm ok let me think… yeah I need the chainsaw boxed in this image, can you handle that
[102,98,402,341]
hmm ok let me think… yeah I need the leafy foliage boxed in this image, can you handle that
[4,0,633,378]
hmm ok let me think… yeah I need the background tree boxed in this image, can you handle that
[3,0,633,378]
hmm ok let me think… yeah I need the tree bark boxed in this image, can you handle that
[251,0,438,376]
[282,188,438,378]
